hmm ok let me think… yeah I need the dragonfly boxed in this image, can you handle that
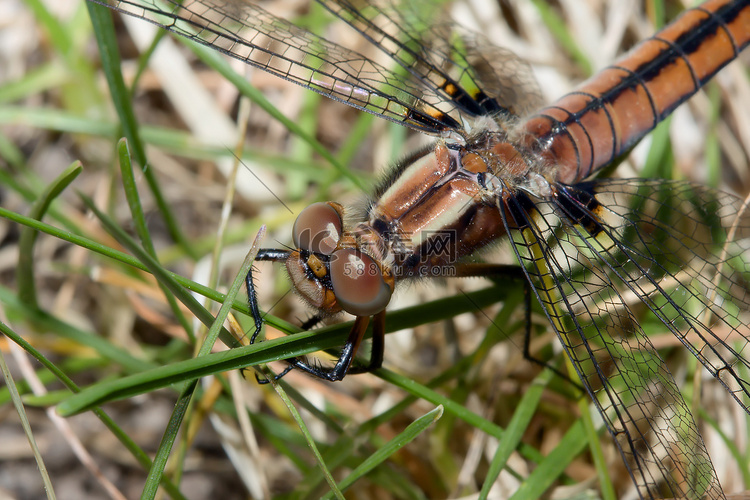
[88,0,750,497]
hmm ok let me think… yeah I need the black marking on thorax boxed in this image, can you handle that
[555,183,604,236]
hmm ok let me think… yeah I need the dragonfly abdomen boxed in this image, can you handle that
[522,0,750,184]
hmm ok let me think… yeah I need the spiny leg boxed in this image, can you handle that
[283,315,372,382]
[245,249,301,383]
[454,262,578,388]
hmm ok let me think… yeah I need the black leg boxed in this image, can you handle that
[245,249,301,383]
[245,248,292,344]
[281,315,371,381]
[248,257,376,382]
[260,312,382,382]
[245,268,264,344]
[300,313,326,330]
[453,262,578,387]
[246,247,385,382]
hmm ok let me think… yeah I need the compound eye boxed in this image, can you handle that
[292,202,343,255]
[329,249,392,316]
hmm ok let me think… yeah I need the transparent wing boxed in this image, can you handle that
[321,0,543,119]
[90,0,542,134]
[504,178,750,498]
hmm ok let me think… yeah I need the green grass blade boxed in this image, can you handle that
[377,368,546,468]
[55,281,512,416]
[85,2,145,164]
[18,161,82,308]
[117,139,194,341]
[507,418,589,500]
[1,286,155,373]
[529,0,592,76]
[86,1,196,258]
[323,406,443,498]
[141,379,197,500]
[0,320,186,499]
[0,205,249,320]
[270,377,345,500]
[479,369,553,499]
[78,194,240,348]
[140,231,263,499]
[0,321,56,499]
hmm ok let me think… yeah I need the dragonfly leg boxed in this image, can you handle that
[453,263,578,387]
[245,248,292,343]
[244,249,304,383]
[280,315,374,381]
[247,256,384,382]
[300,313,326,330]
[245,266,265,344]
[517,283,581,389]
[274,311,384,381]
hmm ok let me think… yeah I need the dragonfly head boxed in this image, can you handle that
[286,202,394,317]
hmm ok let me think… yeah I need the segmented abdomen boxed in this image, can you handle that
[521,0,750,184]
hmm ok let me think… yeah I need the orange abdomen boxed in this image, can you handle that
[522,0,750,184]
